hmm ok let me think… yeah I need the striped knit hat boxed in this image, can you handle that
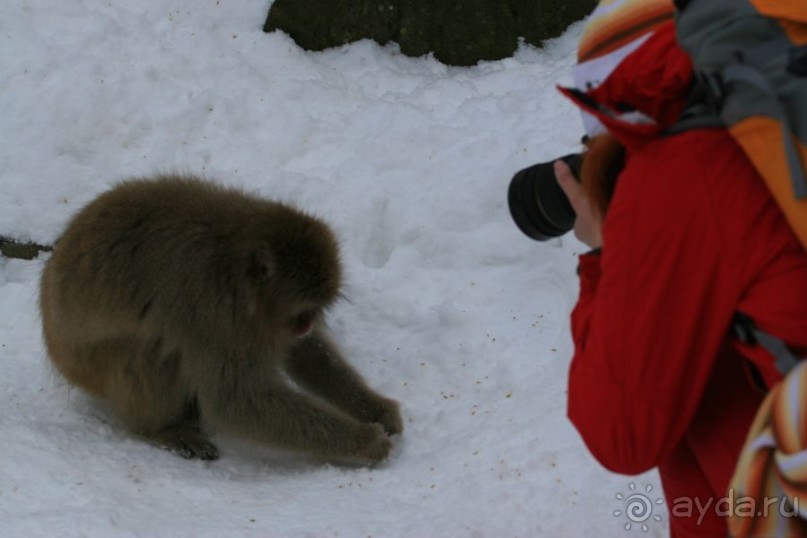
[573,0,677,136]
[578,0,675,64]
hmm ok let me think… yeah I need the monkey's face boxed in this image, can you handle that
[243,273,330,343]
[244,249,333,329]
[242,211,342,342]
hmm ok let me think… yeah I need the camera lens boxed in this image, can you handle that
[507,153,583,241]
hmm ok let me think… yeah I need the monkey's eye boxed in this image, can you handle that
[291,310,316,336]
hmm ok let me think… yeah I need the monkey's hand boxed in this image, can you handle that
[373,397,403,436]
[350,422,393,465]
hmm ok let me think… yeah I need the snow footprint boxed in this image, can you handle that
[361,198,397,269]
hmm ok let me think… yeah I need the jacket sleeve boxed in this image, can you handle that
[566,143,742,475]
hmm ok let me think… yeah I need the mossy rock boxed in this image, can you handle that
[263,0,596,66]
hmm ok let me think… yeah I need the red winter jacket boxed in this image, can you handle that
[561,22,807,484]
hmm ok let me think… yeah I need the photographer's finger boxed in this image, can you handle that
[555,160,583,206]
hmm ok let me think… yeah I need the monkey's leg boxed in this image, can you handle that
[199,385,392,466]
[285,331,403,436]
[69,338,219,460]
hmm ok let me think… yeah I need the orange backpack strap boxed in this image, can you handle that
[721,38,807,198]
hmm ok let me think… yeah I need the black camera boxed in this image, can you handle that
[508,153,583,241]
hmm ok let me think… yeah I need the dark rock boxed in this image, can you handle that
[263,0,596,67]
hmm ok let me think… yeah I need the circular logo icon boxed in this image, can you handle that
[614,482,664,532]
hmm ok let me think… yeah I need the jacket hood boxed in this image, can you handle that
[560,20,694,149]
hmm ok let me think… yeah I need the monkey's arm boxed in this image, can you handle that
[196,367,392,465]
[285,329,402,436]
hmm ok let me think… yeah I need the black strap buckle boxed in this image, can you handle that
[695,71,726,111]
[730,312,757,345]
[788,45,807,76]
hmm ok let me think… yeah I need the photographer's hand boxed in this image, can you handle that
[555,160,603,249]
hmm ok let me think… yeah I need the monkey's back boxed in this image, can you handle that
[40,175,339,394]
[43,176,272,314]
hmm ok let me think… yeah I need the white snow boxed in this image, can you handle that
[0,1,664,536]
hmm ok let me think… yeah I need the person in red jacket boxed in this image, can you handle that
[554,2,807,536]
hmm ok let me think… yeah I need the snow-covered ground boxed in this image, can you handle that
[0,2,664,536]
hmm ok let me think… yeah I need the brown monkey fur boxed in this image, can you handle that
[40,175,402,465]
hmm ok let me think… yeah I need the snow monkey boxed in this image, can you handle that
[40,175,402,465]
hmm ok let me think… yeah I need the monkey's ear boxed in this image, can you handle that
[246,250,274,281]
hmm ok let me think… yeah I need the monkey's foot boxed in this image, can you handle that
[154,425,220,461]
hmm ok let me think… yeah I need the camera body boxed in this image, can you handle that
[508,153,583,241]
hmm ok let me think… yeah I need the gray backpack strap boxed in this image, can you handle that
[669,34,807,198]
[732,313,801,376]
[754,327,802,376]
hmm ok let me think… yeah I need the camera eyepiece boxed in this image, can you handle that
[508,153,583,241]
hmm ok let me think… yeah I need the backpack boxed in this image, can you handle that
[673,2,807,535]
[674,0,807,248]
